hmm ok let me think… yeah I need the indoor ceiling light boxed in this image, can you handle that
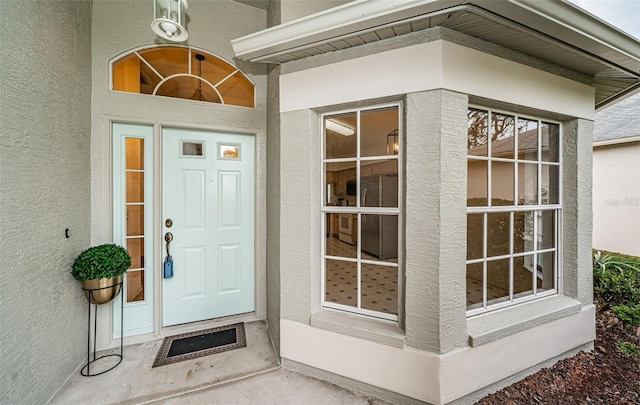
[326,119,354,136]
[151,0,189,42]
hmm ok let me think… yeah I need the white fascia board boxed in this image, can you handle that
[231,0,640,77]
[480,0,640,75]
[230,0,464,61]
[593,135,640,148]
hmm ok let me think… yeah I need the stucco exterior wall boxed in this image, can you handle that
[280,0,352,23]
[593,142,640,256]
[266,0,282,354]
[0,1,93,404]
[91,0,268,349]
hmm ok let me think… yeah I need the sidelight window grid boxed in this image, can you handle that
[467,106,562,316]
[320,103,402,322]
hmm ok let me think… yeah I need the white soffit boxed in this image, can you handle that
[230,0,640,109]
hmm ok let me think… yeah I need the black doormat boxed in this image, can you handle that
[152,323,246,368]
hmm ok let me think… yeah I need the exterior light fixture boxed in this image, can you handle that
[326,119,354,136]
[151,0,189,42]
[387,129,399,155]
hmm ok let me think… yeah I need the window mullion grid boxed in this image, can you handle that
[509,211,514,302]
[356,111,362,311]
[533,209,539,295]
[482,212,488,309]
[514,115,519,207]
[487,110,493,208]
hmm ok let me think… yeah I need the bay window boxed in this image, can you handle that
[467,107,561,315]
[321,104,402,321]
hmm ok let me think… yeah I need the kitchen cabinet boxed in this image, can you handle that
[371,160,397,175]
[326,171,336,183]
[361,164,373,177]
[336,170,348,195]
[329,213,339,237]
[347,168,356,181]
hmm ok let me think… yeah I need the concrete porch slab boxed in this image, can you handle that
[50,321,279,405]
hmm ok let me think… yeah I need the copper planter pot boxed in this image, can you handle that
[82,275,123,305]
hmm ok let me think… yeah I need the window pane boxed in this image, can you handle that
[487,212,510,257]
[468,108,488,157]
[325,214,356,259]
[138,47,189,78]
[542,122,560,163]
[325,259,357,308]
[517,118,538,161]
[360,107,399,157]
[513,255,534,298]
[360,214,398,262]
[127,237,144,269]
[126,172,144,203]
[113,54,142,93]
[361,174,398,208]
[518,163,538,205]
[325,113,357,159]
[466,262,484,309]
[156,76,222,103]
[538,251,556,291]
[467,160,488,207]
[361,159,398,182]
[326,161,356,200]
[538,210,556,250]
[126,205,144,236]
[513,211,535,254]
[491,161,514,205]
[126,270,144,302]
[126,138,144,170]
[216,72,255,108]
[491,113,515,159]
[487,259,510,305]
[541,164,560,204]
[183,142,203,156]
[467,213,484,260]
[361,263,398,315]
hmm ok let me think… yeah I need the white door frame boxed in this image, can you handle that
[112,121,263,341]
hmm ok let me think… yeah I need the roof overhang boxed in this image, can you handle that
[231,0,640,110]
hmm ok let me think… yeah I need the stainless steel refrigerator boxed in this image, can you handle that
[360,174,398,260]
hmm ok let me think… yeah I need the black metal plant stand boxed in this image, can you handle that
[80,282,124,377]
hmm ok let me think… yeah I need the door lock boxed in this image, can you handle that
[165,218,173,228]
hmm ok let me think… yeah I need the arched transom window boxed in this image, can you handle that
[111,46,255,108]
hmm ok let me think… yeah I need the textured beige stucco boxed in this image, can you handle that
[280,0,352,23]
[266,0,282,353]
[562,119,594,305]
[0,1,93,404]
[91,0,268,349]
[405,90,469,353]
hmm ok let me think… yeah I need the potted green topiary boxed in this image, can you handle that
[71,244,131,305]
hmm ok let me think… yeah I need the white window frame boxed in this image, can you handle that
[320,102,403,322]
[466,106,562,317]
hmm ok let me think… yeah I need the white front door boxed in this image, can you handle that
[162,128,254,327]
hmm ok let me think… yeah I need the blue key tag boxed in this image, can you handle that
[163,255,173,278]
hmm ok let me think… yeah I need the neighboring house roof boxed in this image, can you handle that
[469,127,548,158]
[231,0,640,110]
[594,93,640,143]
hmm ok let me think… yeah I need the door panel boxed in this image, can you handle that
[163,128,254,327]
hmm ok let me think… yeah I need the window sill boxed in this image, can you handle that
[310,309,405,348]
[467,295,582,347]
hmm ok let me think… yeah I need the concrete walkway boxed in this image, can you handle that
[50,321,392,405]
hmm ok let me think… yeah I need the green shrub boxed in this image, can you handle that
[593,251,640,307]
[618,341,639,355]
[71,244,131,281]
[612,304,640,327]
